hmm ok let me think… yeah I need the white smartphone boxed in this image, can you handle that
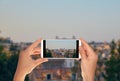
[41,39,81,59]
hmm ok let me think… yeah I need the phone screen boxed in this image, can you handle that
[41,40,80,59]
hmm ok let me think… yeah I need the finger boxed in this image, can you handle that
[29,38,42,50]
[33,45,40,49]
[33,47,41,52]
[80,38,90,48]
[79,46,87,59]
[33,51,41,54]
[35,58,48,66]
[80,38,95,56]
[31,47,41,55]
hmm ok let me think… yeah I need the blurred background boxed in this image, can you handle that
[0,0,120,81]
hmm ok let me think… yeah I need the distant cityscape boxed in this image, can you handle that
[45,48,77,58]
[0,35,120,81]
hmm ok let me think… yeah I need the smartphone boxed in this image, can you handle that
[41,39,81,59]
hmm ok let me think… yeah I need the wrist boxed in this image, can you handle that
[82,72,94,81]
[82,76,94,81]
[13,69,26,81]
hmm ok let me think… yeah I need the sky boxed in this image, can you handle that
[46,40,76,49]
[0,0,120,42]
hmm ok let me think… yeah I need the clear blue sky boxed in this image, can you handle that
[0,0,120,42]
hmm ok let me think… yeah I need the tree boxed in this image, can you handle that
[0,45,9,81]
[0,52,8,81]
[105,40,120,81]
[0,45,4,53]
[7,54,19,81]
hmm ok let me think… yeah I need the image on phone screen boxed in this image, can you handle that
[41,40,79,59]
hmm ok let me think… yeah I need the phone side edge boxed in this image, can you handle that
[41,40,43,58]
[79,40,81,59]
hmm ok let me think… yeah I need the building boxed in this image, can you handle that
[29,59,82,81]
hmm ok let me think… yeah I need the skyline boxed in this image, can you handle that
[0,0,120,42]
